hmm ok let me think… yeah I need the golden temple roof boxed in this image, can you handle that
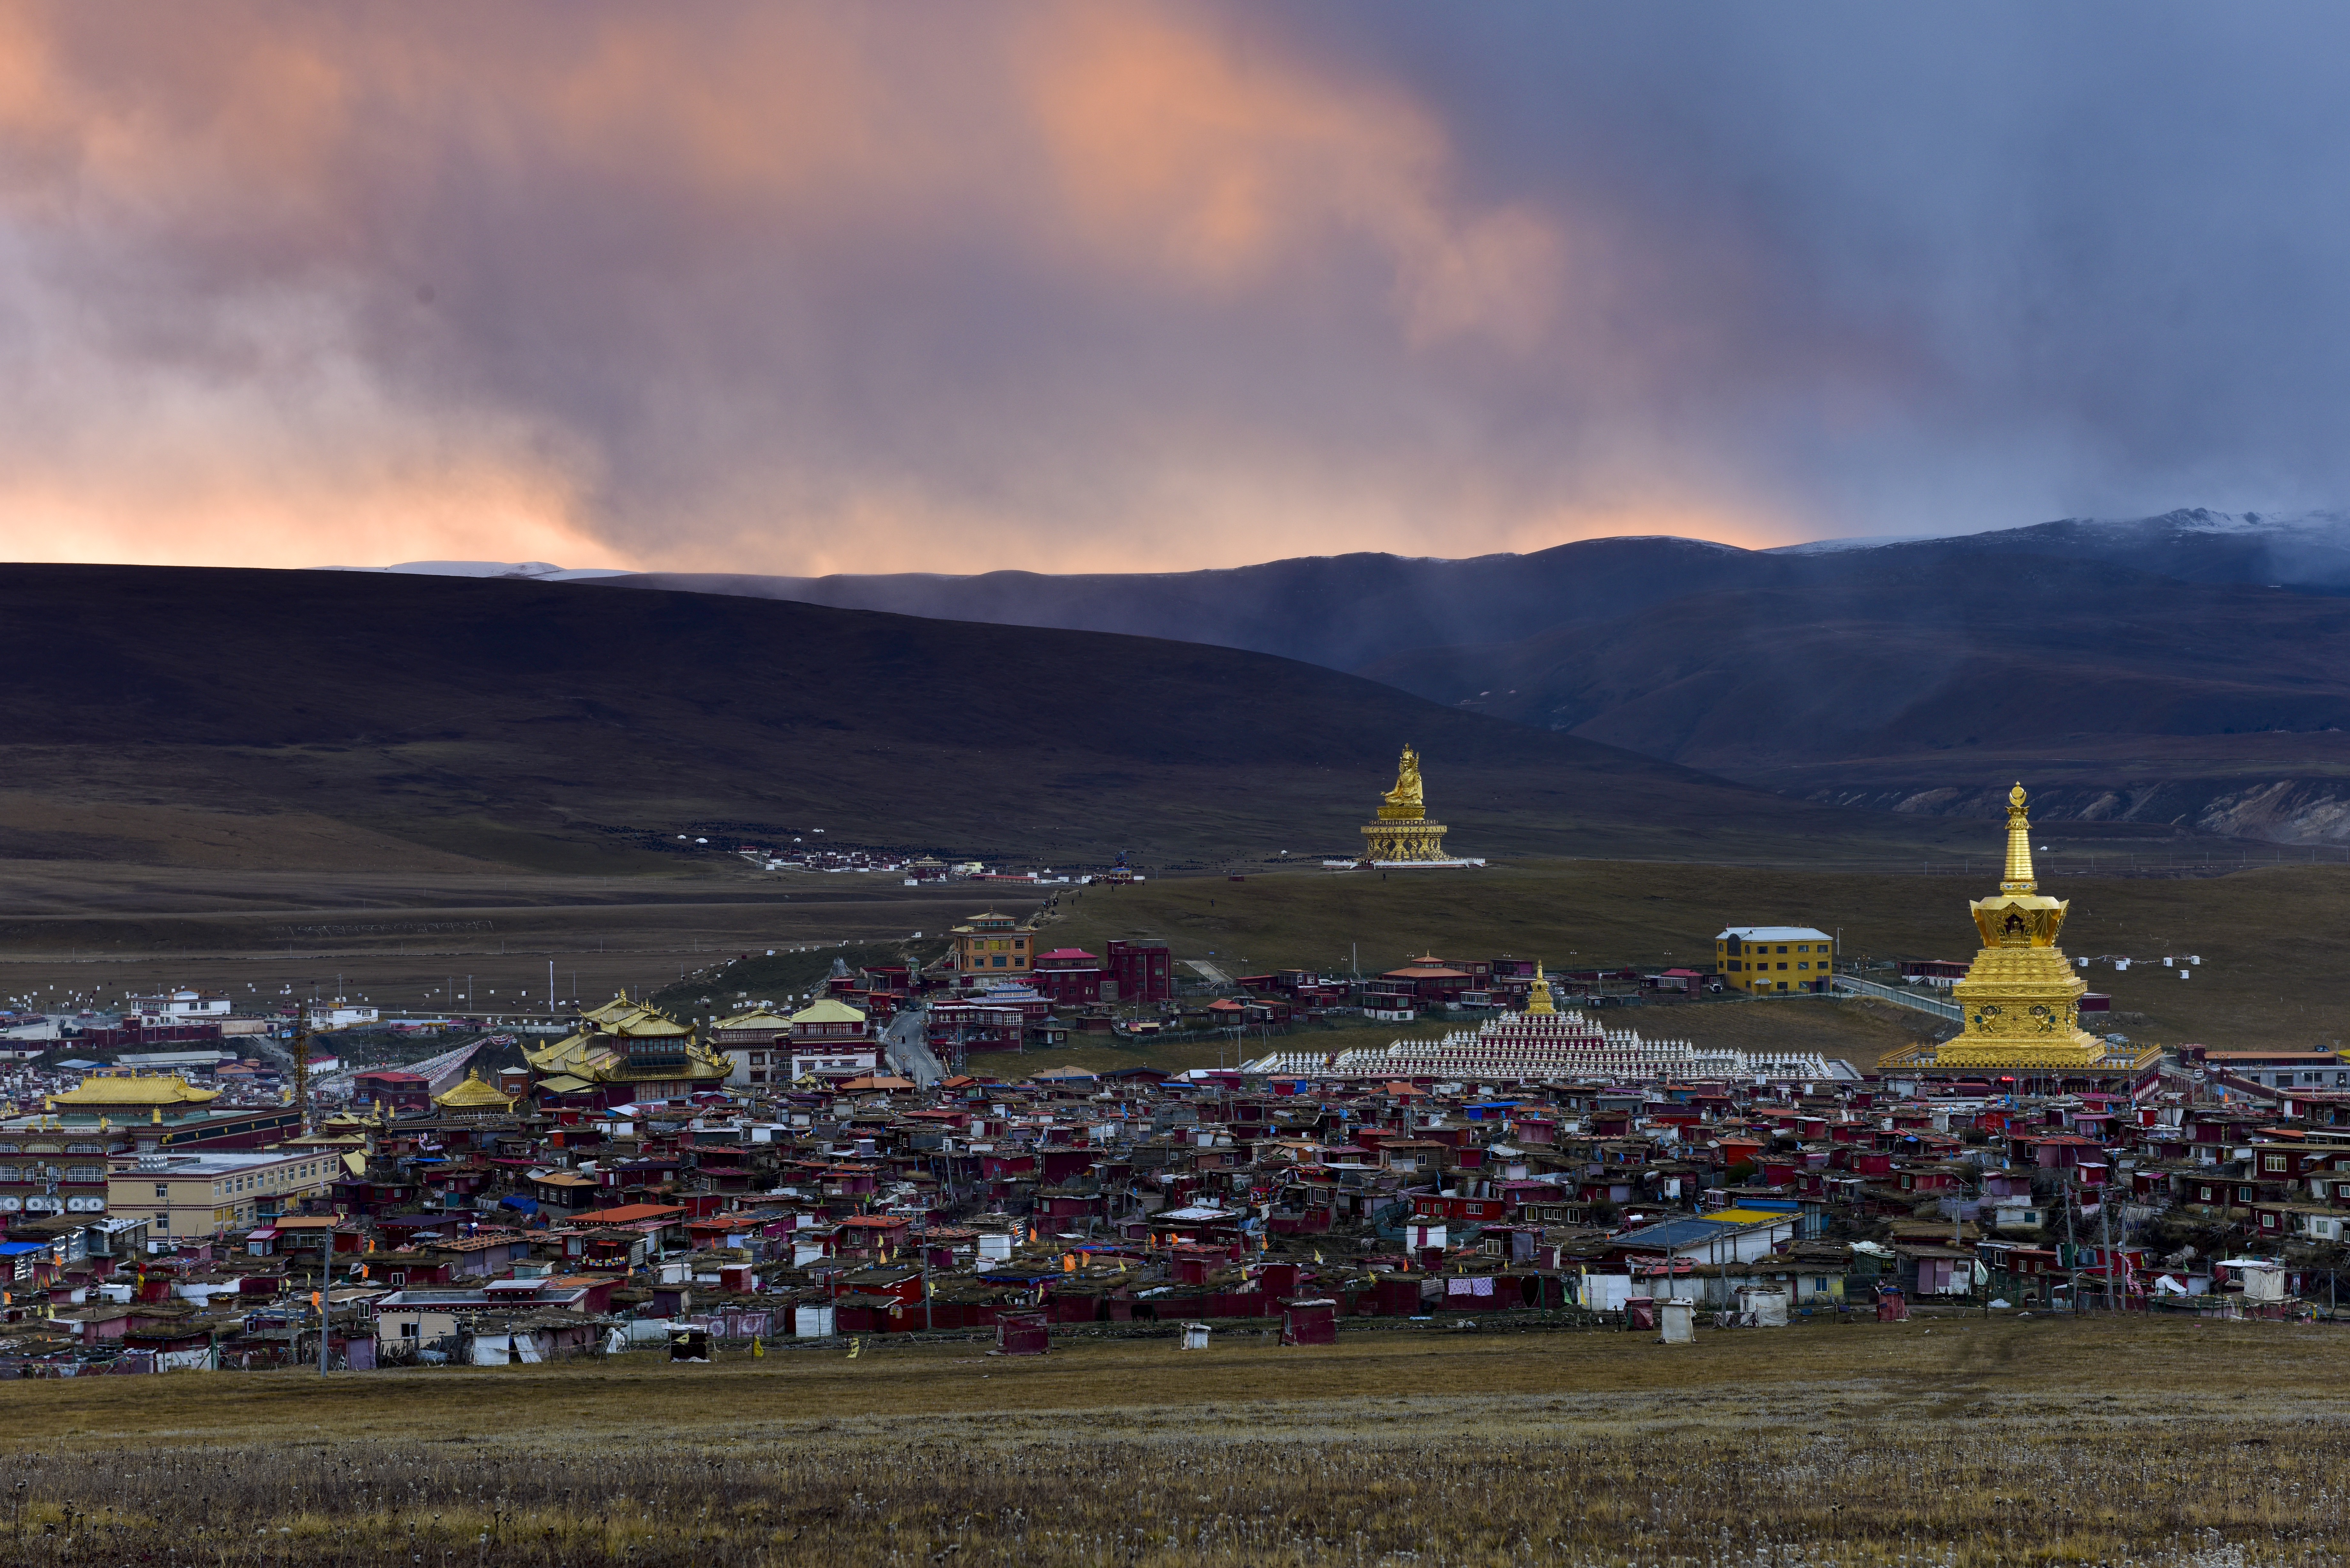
[788,998,868,1026]
[46,1072,219,1110]
[613,1014,692,1039]
[433,1068,518,1112]
[711,1008,791,1031]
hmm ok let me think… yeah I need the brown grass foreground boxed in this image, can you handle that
[6,1315,2348,1566]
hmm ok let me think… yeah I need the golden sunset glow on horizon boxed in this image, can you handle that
[1,2,2344,575]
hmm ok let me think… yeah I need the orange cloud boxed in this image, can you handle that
[1018,3,1559,344]
[0,2,1785,576]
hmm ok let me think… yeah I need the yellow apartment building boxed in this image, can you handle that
[952,910,1033,984]
[1716,926,1836,994]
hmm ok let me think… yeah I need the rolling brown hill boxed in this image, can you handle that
[0,565,1983,877]
[611,512,2350,844]
[1360,554,2350,845]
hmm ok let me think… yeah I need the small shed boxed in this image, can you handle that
[1279,1298,1338,1346]
[1658,1299,1694,1345]
[994,1309,1050,1356]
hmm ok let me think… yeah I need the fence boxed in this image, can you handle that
[1831,973,1962,1024]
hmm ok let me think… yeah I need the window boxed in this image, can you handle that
[1776,946,1788,954]
[2199,1186,2214,1201]
[2264,1154,2287,1173]
[1728,961,1741,971]
[1777,962,1788,971]
[1798,962,1810,970]
[2238,1186,2254,1202]
[155,1185,169,1199]
[1796,944,1809,953]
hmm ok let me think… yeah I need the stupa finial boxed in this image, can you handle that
[2001,781,2035,893]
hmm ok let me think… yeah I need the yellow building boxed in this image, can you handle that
[1882,785,2161,1076]
[44,1071,218,1114]
[953,912,1031,982]
[106,1147,339,1239]
[524,991,731,1101]
[432,1068,519,1117]
[1716,927,1836,993]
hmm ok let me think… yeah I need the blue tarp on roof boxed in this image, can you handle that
[499,1194,540,1214]
[1611,1215,1770,1252]
[0,1241,48,1256]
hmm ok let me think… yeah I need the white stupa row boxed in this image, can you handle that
[1243,1005,1831,1085]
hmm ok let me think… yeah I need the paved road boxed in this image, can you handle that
[882,1005,943,1088]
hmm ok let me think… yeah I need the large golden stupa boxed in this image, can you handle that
[1360,744,1453,863]
[1914,783,2104,1068]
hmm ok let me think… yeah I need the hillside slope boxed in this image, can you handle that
[0,566,1956,874]
[1361,554,2350,843]
[614,510,2350,674]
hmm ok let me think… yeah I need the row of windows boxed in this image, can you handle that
[1721,941,1827,955]
[1729,961,1817,972]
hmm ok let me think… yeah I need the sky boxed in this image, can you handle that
[3,2,2349,576]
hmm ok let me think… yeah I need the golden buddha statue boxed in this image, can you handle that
[1924,784,2104,1068]
[1361,743,1452,863]
[1381,745,1425,819]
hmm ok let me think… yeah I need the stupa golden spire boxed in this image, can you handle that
[1925,783,2104,1068]
[1523,962,1557,1016]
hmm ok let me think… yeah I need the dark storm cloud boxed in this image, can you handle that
[0,1,2343,571]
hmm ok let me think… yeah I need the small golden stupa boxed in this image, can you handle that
[1919,783,2104,1068]
[1522,963,1558,1015]
[1360,744,1453,863]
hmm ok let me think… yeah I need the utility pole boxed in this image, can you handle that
[2062,1175,2079,1315]
[318,1249,331,1376]
[292,1017,312,1138]
[2097,1180,2116,1312]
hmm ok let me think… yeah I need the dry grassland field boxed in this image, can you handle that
[4,1317,2346,1566]
[4,852,2347,1059]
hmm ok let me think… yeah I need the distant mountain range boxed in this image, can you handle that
[0,566,1970,875]
[604,510,2350,845]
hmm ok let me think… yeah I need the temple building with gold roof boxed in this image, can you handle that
[433,1068,520,1117]
[1881,785,2161,1084]
[525,991,732,1105]
[44,1071,219,1113]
